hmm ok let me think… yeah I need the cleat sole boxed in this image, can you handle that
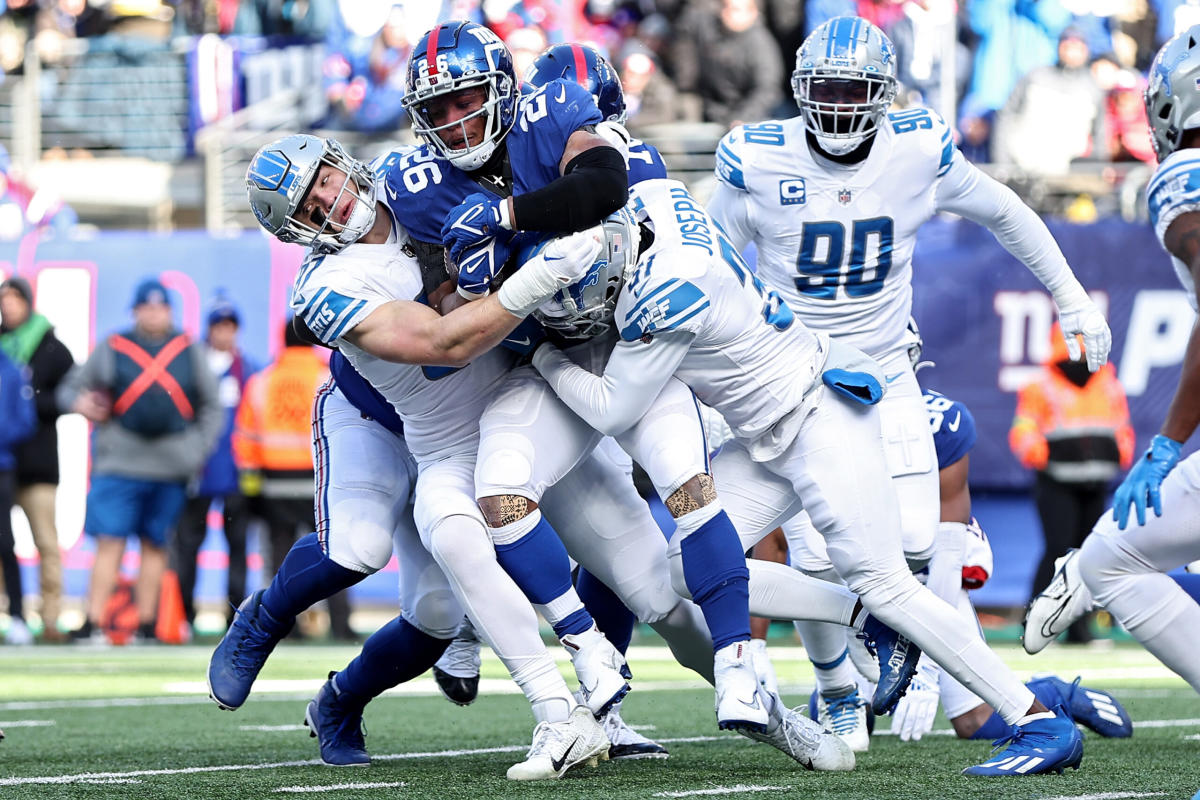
[719,720,769,734]
[591,682,631,720]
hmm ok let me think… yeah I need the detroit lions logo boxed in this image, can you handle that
[247,150,296,195]
[560,259,606,310]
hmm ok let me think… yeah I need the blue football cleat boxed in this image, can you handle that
[857,615,921,715]
[963,704,1084,776]
[1028,675,1133,739]
[207,590,294,710]
[305,672,370,767]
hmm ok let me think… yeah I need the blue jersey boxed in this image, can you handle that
[924,389,976,469]
[329,350,405,436]
[382,79,603,246]
[628,138,667,186]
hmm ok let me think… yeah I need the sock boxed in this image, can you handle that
[677,506,751,651]
[261,533,366,624]
[492,511,592,638]
[810,647,857,695]
[577,568,635,654]
[336,616,451,706]
[1172,572,1200,603]
[969,710,1013,740]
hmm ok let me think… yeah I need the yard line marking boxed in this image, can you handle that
[80,778,142,784]
[240,725,308,732]
[0,720,55,728]
[654,786,790,798]
[1133,718,1200,728]
[1183,734,1200,741]
[275,782,406,793]
[1037,792,1166,800]
[0,735,732,786]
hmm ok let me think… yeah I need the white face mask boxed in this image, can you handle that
[337,196,377,245]
[813,131,867,157]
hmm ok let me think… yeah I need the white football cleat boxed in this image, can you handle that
[749,638,780,697]
[601,702,669,760]
[1024,549,1094,655]
[816,687,871,752]
[561,625,630,718]
[432,617,481,706]
[742,693,855,771]
[506,705,610,781]
[714,640,770,732]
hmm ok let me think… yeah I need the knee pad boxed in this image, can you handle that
[667,544,693,600]
[325,516,394,574]
[428,514,494,571]
[406,587,463,640]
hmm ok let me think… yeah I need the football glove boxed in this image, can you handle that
[454,233,515,300]
[1056,298,1111,372]
[441,192,509,267]
[497,227,605,317]
[1113,434,1182,529]
[890,658,940,742]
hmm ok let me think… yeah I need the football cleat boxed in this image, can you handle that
[506,705,610,780]
[207,590,294,710]
[858,614,921,715]
[749,638,780,697]
[714,640,770,733]
[432,618,481,706]
[813,687,871,752]
[741,693,855,771]
[601,702,669,760]
[962,705,1084,776]
[304,671,369,767]
[562,625,631,718]
[1023,549,1094,655]
[1028,675,1133,738]
[809,688,876,737]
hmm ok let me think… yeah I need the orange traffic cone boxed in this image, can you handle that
[156,569,188,645]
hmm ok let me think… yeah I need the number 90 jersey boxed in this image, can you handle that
[709,110,957,358]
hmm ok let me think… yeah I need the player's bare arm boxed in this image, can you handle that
[938,455,971,526]
[1158,210,1200,444]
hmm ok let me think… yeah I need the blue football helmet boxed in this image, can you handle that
[1146,24,1200,160]
[525,43,627,124]
[403,20,518,171]
[245,134,377,254]
[793,16,898,156]
[527,207,640,339]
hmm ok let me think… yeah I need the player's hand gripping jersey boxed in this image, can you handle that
[710,110,1081,358]
[291,150,513,462]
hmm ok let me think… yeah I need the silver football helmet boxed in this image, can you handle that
[1146,24,1200,160]
[532,207,641,339]
[906,315,933,373]
[792,16,898,156]
[245,134,377,253]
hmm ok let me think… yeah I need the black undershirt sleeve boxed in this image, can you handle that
[510,145,628,233]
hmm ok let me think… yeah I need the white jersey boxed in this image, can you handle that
[618,179,826,443]
[290,212,513,464]
[709,111,957,357]
[1147,147,1200,311]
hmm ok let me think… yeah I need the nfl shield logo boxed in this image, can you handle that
[838,188,852,205]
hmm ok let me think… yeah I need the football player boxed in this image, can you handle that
[1024,26,1200,695]
[393,21,807,745]
[529,177,1086,776]
[240,132,616,780]
[706,15,1111,746]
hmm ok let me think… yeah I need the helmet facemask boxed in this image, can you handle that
[793,70,896,155]
[284,141,377,253]
[405,74,515,171]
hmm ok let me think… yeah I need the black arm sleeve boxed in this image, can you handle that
[511,145,628,233]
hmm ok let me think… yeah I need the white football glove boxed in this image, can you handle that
[497,227,604,316]
[1057,297,1111,372]
[890,657,941,742]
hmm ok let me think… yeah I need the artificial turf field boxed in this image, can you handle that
[1,640,1198,800]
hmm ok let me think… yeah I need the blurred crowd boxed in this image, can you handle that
[0,0,1195,172]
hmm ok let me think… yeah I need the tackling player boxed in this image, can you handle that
[706,15,1112,745]
[1025,26,1200,695]
[529,178,1087,776]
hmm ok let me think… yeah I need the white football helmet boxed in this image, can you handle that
[531,207,641,339]
[245,134,377,253]
[792,16,898,156]
[1146,24,1200,160]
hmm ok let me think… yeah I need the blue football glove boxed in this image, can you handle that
[454,233,515,299]
[441,192,508,266]
[1113,434,1182,529]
